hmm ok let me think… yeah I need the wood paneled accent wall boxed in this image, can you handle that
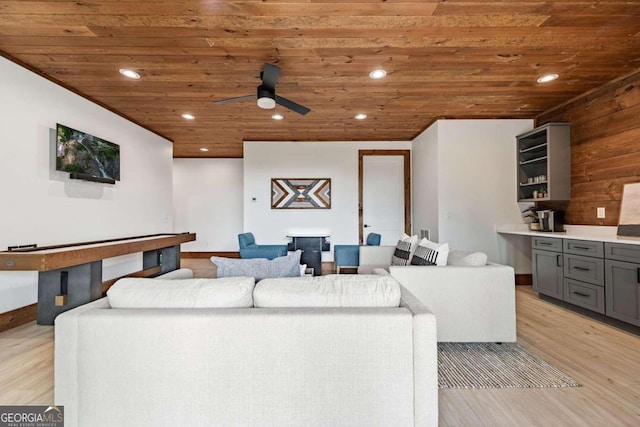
[536,70,640,226]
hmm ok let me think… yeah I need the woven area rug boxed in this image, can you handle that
[438,342,582,389]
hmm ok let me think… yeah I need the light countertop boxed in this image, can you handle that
[497,224,640,246]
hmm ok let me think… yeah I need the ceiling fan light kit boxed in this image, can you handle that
[257,85,276,109]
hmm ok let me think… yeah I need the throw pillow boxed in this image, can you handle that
[412,238,449,266]
[410,245,438,266]
[211,250,302,281]
[154,268,194,280]
[391,240,412,266]
[447,250,488,266]
[391,233,419,266]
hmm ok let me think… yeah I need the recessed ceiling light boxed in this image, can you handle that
[369,69,387,80]
[355,113,367,120]
[537,73,559,83]
[199,148,209,152]
[272,114,284,120]
[119,69,141,79]
[181,113,195,120]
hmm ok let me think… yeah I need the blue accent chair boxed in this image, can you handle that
[334,233,381,273]
[238,232,288,260]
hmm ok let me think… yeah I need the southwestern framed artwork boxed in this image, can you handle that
[271,178,331,209]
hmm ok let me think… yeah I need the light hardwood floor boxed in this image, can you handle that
[1,286,639,425]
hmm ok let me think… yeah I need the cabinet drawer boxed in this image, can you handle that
[564,239,604,258]
[605,242,640,264]
[563,278,605,314]
[564,254,604,286]
[532,237,562,253]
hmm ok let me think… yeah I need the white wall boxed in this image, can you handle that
[412,119,534,271]
[411,123,440,242]
[244,141,411,260]
[0,57,174,313]
[173,158,243,251]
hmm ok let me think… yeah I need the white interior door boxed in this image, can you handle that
[362,155,405,246]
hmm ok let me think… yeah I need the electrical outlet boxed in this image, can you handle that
[597,207,606,219]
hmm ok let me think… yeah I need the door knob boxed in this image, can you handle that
[364,224,371,228]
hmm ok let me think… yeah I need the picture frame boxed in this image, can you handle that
[271,178,331,209]
[617,182,640,237]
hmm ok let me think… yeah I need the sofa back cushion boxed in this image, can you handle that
[254,274,401,308]
[212,250,302,281]
[107,277,255,308]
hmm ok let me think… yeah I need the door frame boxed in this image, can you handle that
[358,149,411,244]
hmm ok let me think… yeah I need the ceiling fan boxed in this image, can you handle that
[214,63,310,115]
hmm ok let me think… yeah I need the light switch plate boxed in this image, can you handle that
[597,207,606,219]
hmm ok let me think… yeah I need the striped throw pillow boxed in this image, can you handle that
[391,240,412,266]
[410,246,438,266]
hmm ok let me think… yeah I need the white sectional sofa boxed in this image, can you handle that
[359,245,517,343]
[55,274,438,427]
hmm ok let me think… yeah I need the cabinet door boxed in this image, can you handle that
[532,249,564,299]
[605,260,640,327]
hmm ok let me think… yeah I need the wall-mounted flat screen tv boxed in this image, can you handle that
[56,123,120,183]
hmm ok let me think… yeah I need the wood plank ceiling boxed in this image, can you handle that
[1,1,639,158]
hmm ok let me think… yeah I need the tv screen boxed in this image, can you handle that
[56,123,120,181]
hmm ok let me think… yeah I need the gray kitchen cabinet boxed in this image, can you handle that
[517,123,571,202]
[532,248,564,299]
[532,238,640,328]
[604,243,640,327]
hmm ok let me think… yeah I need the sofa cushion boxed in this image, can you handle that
[412,238,449,266]
[391,234,419,266]
[212,250,302,281]
[107,277,255,308]
[447,250,488,266]
[254,274,401,307]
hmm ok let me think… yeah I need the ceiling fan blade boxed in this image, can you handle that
[214,94,256,105]
[261,63,281,91]
[275,95,310,115]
